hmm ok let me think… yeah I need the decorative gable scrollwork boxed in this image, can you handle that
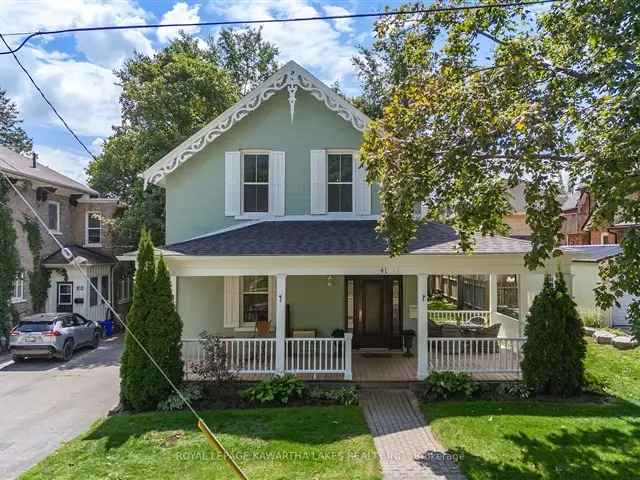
[144,62,370,187]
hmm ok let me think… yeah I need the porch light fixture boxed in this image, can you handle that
[327,275,334,287]
[506,275,516,283]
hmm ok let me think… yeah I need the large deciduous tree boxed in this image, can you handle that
[358,0,640,334]
[87,30,279,247]
[0,89,32,154]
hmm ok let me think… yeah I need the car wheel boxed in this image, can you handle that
[91,333,100,349]
[62,340,74,361]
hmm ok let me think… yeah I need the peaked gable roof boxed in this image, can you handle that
[0,145,98,196]
[143,61,371,187]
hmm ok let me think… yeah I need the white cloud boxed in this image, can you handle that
[210,0,358,85]
[0,47,121,138]
[0,0,154,69]
[157,2,201,43]
[35,144,92,183]
[322,5,354,33]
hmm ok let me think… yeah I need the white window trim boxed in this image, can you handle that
[85,210,103,247]
[600,232,611,245]
[238,275,272,330]
[240,150,271,216]
[326,150,356,214]
[11,272,25,303]
[47,200,61,234]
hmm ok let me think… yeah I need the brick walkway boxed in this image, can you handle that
[360,389,466,480]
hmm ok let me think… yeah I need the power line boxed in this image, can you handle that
[0,0,556,54]
[0,33,97,160]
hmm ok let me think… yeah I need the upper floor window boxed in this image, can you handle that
[86,211,102,245]
[243,153,269,213]
[47,201,60,233]
[11,273,25,303]
[327,153,353,212]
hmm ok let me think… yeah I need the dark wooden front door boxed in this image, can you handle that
[349,276,402,349]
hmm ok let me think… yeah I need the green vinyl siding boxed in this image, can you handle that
[177,275,417,340]
[165,89,371,244]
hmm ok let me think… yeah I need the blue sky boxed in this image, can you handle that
[0,0,414,184]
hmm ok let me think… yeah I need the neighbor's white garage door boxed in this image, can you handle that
[612,293,637,326]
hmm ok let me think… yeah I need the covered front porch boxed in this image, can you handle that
[150,220,544,383]
[178,271,528,383]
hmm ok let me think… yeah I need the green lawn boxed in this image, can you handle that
[20,406,381,480]
[424,341,640,480]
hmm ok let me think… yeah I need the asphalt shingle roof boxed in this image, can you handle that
[0,145,98,196]
[560,244,622,262]
[43,245,116,266]
[164,221,532,256]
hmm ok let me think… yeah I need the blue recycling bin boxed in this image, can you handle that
[98,319,113,337]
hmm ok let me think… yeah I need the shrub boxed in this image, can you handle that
[423,372,477,400]
[522,274,587,397]
[191,332,236,385]
[157,384,204,411]
[308,386,359,406]
[495,382,533,399]
[241,374,305,405]
[579,308,604,329]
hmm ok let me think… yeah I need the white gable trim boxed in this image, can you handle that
[143,61,371,188]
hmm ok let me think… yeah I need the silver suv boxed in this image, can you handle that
[9,313,101,362]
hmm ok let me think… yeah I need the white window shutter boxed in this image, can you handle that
[310,149,327,214]
[224,276,240,328]
[353,151,371,215]
[269,151,285,216]
[224,151,241,216]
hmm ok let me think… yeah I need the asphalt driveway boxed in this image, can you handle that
[0,336,122,480]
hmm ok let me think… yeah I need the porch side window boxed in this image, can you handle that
[242,276,269,325]
[243,153,269,213]
[327,153,353,212]
[11,273,24,303]
[86,211,102,245]
[497,274,519,319]
[89,277,98,307]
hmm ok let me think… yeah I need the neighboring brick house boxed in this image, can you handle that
[560,188,638,245]
[1,145,132,326]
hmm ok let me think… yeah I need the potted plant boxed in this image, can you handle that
[402,329,416,357]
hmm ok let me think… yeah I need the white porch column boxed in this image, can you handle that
[518,273,528,336]
[489,273,497,325]
[275,273,287,374]
[417,273,429,380]
[344,332,353,380]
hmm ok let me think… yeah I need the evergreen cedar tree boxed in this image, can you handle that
[522,274,586,397]
[120,229,183,411]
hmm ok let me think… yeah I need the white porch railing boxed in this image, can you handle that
[428,310,491,325]
[182,334,352,380]
[427,337,524,374]
[285,337,349,375]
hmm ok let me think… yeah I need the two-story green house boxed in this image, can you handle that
[131,61,552,382]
